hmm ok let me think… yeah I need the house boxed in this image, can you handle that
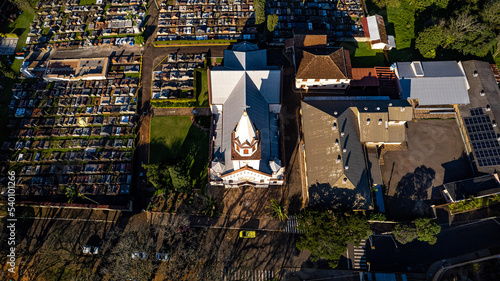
[208,42,284,188]
[394,61,470,108]
[295,47,352,90]
[361,15,395,50]
[458,60,500,174]
[300,99,413,210]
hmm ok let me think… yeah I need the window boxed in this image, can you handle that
[236,146,240,152]
[244,149,248,154]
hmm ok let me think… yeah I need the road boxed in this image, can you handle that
[368,219,500,273]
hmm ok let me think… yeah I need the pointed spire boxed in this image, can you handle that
[234,110,257,144]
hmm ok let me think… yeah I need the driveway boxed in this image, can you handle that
[380,119,473,220]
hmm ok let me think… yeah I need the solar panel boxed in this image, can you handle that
[464,113,500,167]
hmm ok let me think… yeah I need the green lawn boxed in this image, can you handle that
[386,0,415,50]
[125,72,141,78]
[339,42,385,67]
[150,116,209,188]
[194,68,209,107]
[11,59,23,74]
[0,1,37,52]
[79,0,95,5]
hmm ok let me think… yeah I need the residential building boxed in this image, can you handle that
[295,47,352,89]
[361,15,395,50]
[208,42,284,188]
[300,99,412,209]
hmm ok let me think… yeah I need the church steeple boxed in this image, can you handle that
[233,110,260,158]
[234,110,257,145]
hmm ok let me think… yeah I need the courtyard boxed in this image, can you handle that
[380,119,473,220]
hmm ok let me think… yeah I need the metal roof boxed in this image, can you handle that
[396,61,470,105]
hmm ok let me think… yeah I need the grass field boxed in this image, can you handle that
[194,68,209,107]
[150,116,209,188]
[79,0,95,4]
[339,42,385,67]
[0,1,37,52]
[11,59,23,74]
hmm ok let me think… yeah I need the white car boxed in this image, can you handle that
[156,253,169,262]
[132,251,147,259]
[83,246,99,255]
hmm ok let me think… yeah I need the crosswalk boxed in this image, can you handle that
[283,215,301,233]
[221,269,274,281]
[352,239,368,270]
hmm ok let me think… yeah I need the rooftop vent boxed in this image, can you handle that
[401,106,406,112]
[342,177,348,184]
[486,105,491,111]
[332,122,337,130]
[378,118,383,125]
[344,165,349,170]
[336,155,341,163]
[366,118,371,125]
[343,148,347,153]
[389,103,393,106]
[480,90,485,96]
[341,132,345,137]
[411,61,424,77]
[473,70,478,77]
[376,107,380,111]
[334,111,338,115]
[493,120,497,127]
[335,139,339,146]
[364,107,368,111]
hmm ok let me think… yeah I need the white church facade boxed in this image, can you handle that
[208,42,284,188]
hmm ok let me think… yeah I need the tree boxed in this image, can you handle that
[100,217,219,281]
[296,209,371,268]
[268,199,288,221]
[143,163,172,191]
[267,14,279,32]
[414,218,441,245]
[393,224,418,244]
[416,25,445,58]
[200,196,219,217]
[393,218,441,245]
[65,186,100,204]
[254,0,266,25]
[134,34,144,46]
[481,0,500,31]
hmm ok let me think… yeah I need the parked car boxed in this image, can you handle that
[239,230,256,238]
[157,253,169,262]
[131,251,147,259]
[82,245,99,254]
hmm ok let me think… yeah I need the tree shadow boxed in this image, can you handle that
[386,165,435,220]
[308,182,370,211]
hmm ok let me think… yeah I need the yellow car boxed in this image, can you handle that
[239,230,256,238]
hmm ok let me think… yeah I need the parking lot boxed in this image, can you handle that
[380,119,473,219]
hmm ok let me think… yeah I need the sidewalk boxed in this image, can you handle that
[147,212,285,231]
[426,249,491,281]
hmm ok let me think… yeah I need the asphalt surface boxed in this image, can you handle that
[369,219,500,273]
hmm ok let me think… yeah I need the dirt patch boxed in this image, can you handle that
[380,119,473,220]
